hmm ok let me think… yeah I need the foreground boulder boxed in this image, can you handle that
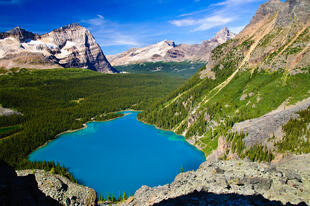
[124,155,310,206]
[0,160,96,206]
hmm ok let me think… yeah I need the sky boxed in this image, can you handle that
[0,0,266,54]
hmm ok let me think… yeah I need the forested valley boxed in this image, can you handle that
[0,68,186,180]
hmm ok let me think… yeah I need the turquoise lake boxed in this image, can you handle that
[29,111,205,196]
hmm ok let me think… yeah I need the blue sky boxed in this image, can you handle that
[0,0,266,54]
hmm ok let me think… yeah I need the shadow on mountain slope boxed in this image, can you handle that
[153,190,307,206]
[0,160,61,206]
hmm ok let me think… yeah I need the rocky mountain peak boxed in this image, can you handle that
[213,27,236,44]
[250,0,310,26]
[0,26,37,42]
[0,24,117,73]
[250,0,284,25]
[7,26,23,33]
[52,23,84,33]
[62,22,82,29]
[107,27,235,65]
[162,40,176,47]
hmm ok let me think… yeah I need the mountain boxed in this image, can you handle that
[107,27,236,66]
[138,0,310,162]
[0,23,117,73]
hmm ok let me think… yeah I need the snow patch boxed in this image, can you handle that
[63,41,76,48]
[45,43,58,49]
[20,40,58,51]
[128,40,174,62]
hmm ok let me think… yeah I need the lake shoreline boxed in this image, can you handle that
[138,118,205,156]
[28,110,206,197]
[30,109,203,159]
[29,109,205,162]
[28,110,139,158]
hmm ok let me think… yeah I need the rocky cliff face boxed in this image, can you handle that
[107,27,235,66]
[0,23,117,73]
[0,26,39,42]
[218,0,310,72]
[124,155,310,206]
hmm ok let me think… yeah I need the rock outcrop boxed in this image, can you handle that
[0,26,39,42]
[0,23,117,73]
[0,160,96,206]
[124,156,310,206]
[231,0,310,71]
[16,170,97,206]
[107,27,235,66]
[250,0,310,27]
[0,105,21,116]
[232,97,310,148]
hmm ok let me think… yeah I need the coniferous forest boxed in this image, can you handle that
[0,68,185,179]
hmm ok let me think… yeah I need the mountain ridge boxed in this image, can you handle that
[0,23,117,73]
[138,0,310,161]
[107,27,236,66]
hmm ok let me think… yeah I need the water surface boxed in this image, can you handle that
[29,111,205,196]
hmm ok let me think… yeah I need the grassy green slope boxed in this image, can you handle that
[139,21,310,160]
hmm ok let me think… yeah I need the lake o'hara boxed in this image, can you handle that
[29,111,205,196]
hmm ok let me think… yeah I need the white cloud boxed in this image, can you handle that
[81,15,105,26]
[214,0,261,6]
[170,19,196,27]
[179,8,210,17]
[81,15,141,47]
[170,0,262,32]
[193,15,234,31]
[230,25,246,34]
[170,15,234,31]
[178,0,260,17]
[99,33,141,47]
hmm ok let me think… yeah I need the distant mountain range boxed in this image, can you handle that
[0,24,236,73]
[107,27,236,66]
[0,23,117,73]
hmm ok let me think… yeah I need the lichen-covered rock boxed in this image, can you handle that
[16,170,96,206]
[124,157,310,206]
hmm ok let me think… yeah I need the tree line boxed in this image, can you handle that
[0,68,185,180]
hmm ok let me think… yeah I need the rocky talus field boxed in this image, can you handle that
[122,154,310,206]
